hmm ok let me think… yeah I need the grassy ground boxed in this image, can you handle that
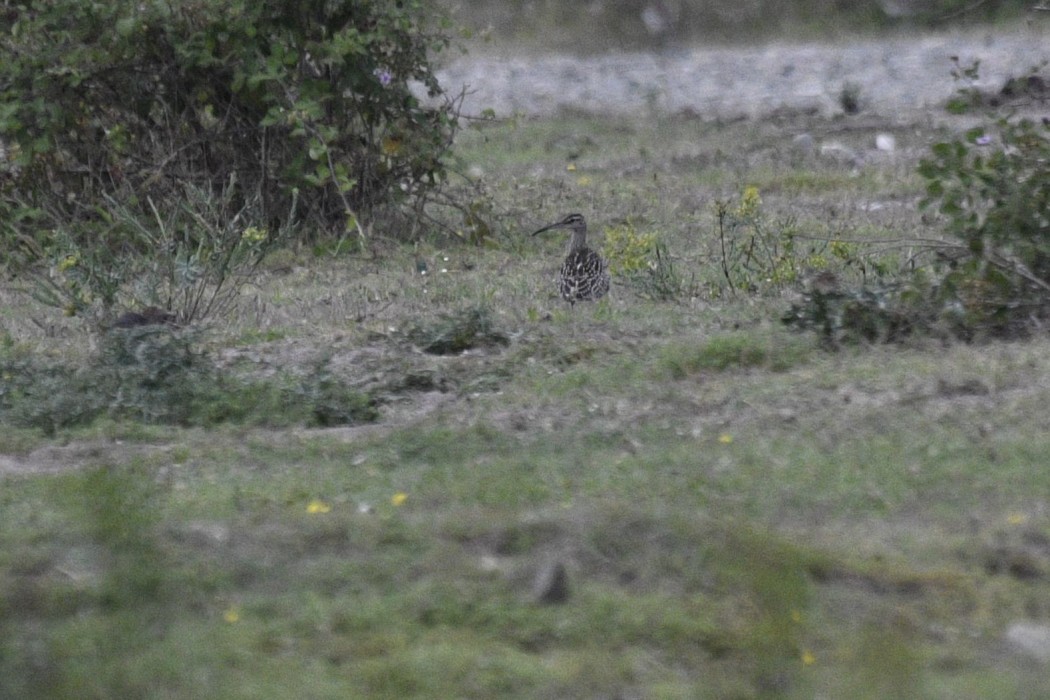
[3,107,1050,698]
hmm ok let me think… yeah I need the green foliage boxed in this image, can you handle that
[788,62,1050,345]
[603,221,657,275]
[919,66,1050,286]
[0,352,102,436]
[782,281,921,347]
[603,221,686,301]
[917,61,1050,337]
[15,182,279,324]
[97,324,211,425]
[298,355,380,427]
[714,186,844,296]
[0,0,459,253]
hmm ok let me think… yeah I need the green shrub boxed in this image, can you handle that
[786,61,1050,345]
[97,324,210,425]
[0,0,458,248]
[782,281,922,347]
[0,354,103,436]
[297,355,380,427]
[920,67,1050,277]
[918,61,1050,336]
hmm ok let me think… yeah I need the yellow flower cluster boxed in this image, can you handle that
[306,499,331,514]
[736,186,762,218]
[602,222,658,275]
[240,226,268,244]
[57,254,78,272]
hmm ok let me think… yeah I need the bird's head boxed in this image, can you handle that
[531,213,587,236]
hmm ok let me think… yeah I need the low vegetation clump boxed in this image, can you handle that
[714,185,863,297]
[603,220,686,301]
[0,329,378,433]
[406,305,509,355]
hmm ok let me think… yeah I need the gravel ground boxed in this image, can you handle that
[433,27,1050,120]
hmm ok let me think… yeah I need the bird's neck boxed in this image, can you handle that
[568,229,588,252]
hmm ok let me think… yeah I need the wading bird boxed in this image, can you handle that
[531,213,610,307]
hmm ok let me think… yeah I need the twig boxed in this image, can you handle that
[716,202,735,295]
[987,253,1050,293]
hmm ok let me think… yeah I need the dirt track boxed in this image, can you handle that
[435,27,1049,119]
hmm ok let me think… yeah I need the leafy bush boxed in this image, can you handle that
[603,221,658,275]
[98,324,210,424]
[1,0,457,239]
[786,62,1050,345]
[921,66,1050,271]
[782,279,922,347]
[0,353,102,436]
[917,61,1050,337]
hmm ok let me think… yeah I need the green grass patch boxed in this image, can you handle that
[656,329,815,378]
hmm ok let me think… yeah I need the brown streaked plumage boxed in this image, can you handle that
[531,213,610,306]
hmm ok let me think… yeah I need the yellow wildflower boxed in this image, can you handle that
[381,136,402,156]
[57,254,78,272]
[736,186,761,218]
[391,492,408,507]
[801,649,816,666]
[602,222,657,275]
[1007,512,1027,526]
[718,433,733,445]
[241,226,268,243]
[223,606,240,623]
[306,499,331,514]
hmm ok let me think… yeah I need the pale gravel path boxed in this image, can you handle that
[432,28,1049,119]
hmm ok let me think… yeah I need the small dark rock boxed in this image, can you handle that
[533,559,571,605]
[984,546,1044,580]
[112,307,177,329]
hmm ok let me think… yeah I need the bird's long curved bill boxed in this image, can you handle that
[531,222,565,236]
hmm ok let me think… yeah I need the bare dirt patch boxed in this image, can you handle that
[437,27,1049,120]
